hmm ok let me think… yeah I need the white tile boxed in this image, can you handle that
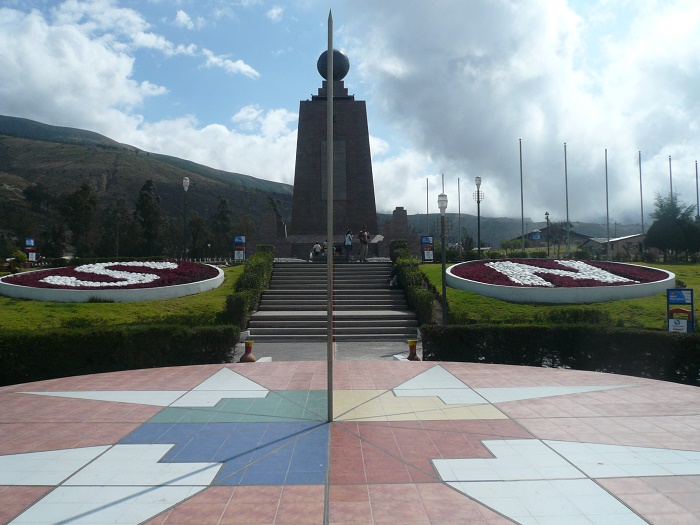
[475,385,632,404]
[545,440,700,478]
[64,444,221,486]
[449,479,647,525]
[0,446,109,486]
[19,390,186,406]
[9,486,206,524]
[393,365,469,391]
[172,390,268,407]
[191,368,267,392]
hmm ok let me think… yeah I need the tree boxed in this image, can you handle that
[23,183,55,213]
[646,193,699,262]
[133,180,165,256]
[40,221,66,258]
[187,211,210,258]
[208,196,233,257]
[59,181,101,257]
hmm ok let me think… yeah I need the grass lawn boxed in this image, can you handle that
[0,265,244,332]
[421,262,697,330]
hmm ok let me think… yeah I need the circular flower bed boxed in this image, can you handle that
[0,261,224,303]
[446,259,675,304]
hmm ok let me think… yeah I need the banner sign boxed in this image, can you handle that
[667,288,694,333]
[234,235,246,262]
[421,236,434,263]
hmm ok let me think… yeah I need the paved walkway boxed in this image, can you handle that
[1,352,700,524]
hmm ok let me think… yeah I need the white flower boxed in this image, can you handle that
[40,262,179,288]
[485,260,637,287]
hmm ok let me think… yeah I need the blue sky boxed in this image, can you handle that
[2,0,700,226]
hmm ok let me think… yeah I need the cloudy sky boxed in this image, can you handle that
[2,0,700,227]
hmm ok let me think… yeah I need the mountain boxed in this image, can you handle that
[0,115,293,239]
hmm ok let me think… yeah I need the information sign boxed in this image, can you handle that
[667,288,694,333]
[421,236,434,262]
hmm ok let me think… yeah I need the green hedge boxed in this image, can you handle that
[0,324,239,386]
[220,248,274,329]
[395,256,436,325]
[389,239,410,262]
[421,325,700,386]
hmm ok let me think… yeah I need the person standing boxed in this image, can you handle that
[344,229,353,262]
[358,225,370,262]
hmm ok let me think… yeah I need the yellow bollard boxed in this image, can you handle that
[407,339,421,361]
[239,340,257,362]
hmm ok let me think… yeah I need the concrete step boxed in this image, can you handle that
[248,319,417,328]
[247,333,418,342]
[257,303,406,311]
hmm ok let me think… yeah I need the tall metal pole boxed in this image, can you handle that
[605,148,610,260]
[639,151,645,255]
[440,174,447,325]
[457,177,461,261]
[474,177,483,259]
[325,11,334,423]
[696,160,699,221]
[564,143,570,256]
[426,178,429,234]
[669,155,673,200]
[519,139,525,253]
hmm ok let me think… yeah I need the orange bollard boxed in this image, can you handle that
[407,339,421,361]
[239,340,257,362]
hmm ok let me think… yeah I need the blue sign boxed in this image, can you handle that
[668,289,692,304]
[25,238,34,247]
[421,235,434,263]
[234,235,246,243]
[667,288,694,333]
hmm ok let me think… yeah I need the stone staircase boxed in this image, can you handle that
[247,262,419,341]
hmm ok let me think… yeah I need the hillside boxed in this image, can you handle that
[0,115,293,240]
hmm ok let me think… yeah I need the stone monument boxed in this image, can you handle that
[288,49,378,255]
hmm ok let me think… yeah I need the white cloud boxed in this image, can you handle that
[344,0,700,223]
[266,6,284,22]
[173,9,205,30]
[202,48,260,79]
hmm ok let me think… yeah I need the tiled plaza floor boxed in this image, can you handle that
[1,360,700,524]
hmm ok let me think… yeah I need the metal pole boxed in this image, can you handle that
[326,11,334,423]
[183,191,188,259]
[564,143,570,256]
[519,139,525,253]
[669,155,673,200]
[441,213,447,324]
[458,177,461,261]
[605,148,610,260]
[477,199,481,259]
[546,213,550,257]
[696,160,699,221]
[639,151,645,254]
[426,178,429,234]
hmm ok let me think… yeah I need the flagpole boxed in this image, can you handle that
[519,139,525,252]
[564,143,570,256]
[326,10,334,423]
[639,151,645,254]
[605,148,610,260]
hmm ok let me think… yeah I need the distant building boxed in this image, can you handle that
[580,234,645,257]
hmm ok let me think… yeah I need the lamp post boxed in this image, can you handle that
[545,211,550,257]
[438,191,448,326]
[473,177,484,259]
[183,177,190,259]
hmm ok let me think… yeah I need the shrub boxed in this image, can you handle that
[389,239,410,262]
[420,325,700,386]
[224,250,274,329]
[0,324,238,386]
[395,256,436,325]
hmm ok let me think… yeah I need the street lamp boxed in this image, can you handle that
[545,211,550,257]
[473,177,484,259]
[438,191,448,326]
[183,177,190,259]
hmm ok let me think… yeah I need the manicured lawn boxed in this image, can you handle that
[0,265,244,332]
[421,262,696,330]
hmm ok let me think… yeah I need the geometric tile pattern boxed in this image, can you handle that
[1,362,700,524]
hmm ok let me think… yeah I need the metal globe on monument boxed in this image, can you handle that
[317,49,350,81]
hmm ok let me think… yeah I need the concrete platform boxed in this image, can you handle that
[2,354,700,524]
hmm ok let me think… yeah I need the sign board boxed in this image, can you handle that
[667,288,694,333]
[234,235,246,262]
[421,236,434,263]
[27,252,36,262]
[25,238,34,247]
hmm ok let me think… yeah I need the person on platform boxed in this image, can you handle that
[358,225,370,262]
[344,229,353,262]
[312,241,323,260]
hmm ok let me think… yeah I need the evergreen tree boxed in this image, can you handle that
[133,180,165,256]
[646,193,699,262]
[208,196,233,257]
[59,181,101,257]
[187,211,210,258]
